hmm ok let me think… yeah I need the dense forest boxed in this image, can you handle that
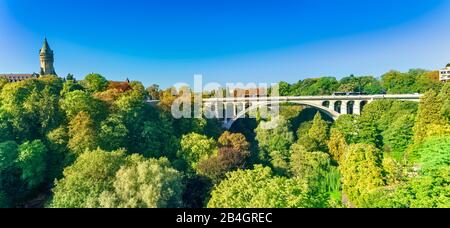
[0,69,448,208]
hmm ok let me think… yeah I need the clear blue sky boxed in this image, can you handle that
[1,0,450,88]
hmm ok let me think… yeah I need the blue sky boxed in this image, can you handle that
[1,0,450,88]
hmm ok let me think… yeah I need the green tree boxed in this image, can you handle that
[289,143,332,191]
[65,74,74,81]
[0,78,8,92]
[296,120,313,139]
[173,118,208,137]
[67,112,99,158]
[382,157,404,185]
[94,87,127,104]
[356,99,417,154]
[207,165,319,208]
[437,82,450,122]
[334,113,381,147]
[218,131,249,151]
[355,117,382,147]
[0,110,13,142]
[128,81,147,97]
[381,69,428,94]
[327,130,348,163]
[99,157,184,208]
[289,77,339,96]
[415,137,450,175]
[81,73,108,93]
[60,90,107,121]
[41,74,64,91]
[255,116,295,173]
[365,167,450,208]
[98,114,128,151]
[382,114,415,160]
[0,190,9,208]
[45,126,69,180]
[307,112,329,151]
[381,70,418,94]
[16,140,47,189]
[113,89,147,152]
[0,141,19,208]
[362,100,417,133]
[339,75,382,94]
[415,71,442,93]
[0,77,63,140]
[413,90,450,144]
[50,149,128,208]
[0,81,34,140]
[303,77,339,95]
[146,84,161,100]
[395,167,450,208]
[279,105,303,127]
[140,114,179,159]
[278,81,291,96]
[61,79,84,96]
[36,87,64,135]
[331,115,360,144]
[158,88,177,112]
[340,144,385,207]
[178,133,217,170]
[0,141,18,173]
[361,77,383,94]
[196,147,250,184]
[442,99,450,121]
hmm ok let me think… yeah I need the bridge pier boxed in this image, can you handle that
[329,100,335,110]
[354,101,362,115]
[223,103,231,119]
[341,101,348,115]
[216,102,221,118]
[204,101,223,118]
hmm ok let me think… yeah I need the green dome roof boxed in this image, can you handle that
[40,38,53,55]
[446,63,450,68]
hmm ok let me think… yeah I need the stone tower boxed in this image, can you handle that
[39,38,56,76]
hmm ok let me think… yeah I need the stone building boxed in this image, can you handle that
[439,63,450,82]
[0,39,56,83]
[0,73,40,82]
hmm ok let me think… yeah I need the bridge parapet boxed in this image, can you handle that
[203,94,421,102]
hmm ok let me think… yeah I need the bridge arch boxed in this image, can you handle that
[224,100,340,129]
[360,100,368,113]
[346,101,355,114]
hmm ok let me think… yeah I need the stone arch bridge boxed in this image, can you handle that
[201,94,422,129]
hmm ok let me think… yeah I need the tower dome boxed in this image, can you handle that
[39,38,56,76]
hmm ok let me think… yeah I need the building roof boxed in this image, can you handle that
[0,73,38,82]
[446,63,450,68]
[40,38,53,55]
[232,88,268,97]
[0,74,37,78]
